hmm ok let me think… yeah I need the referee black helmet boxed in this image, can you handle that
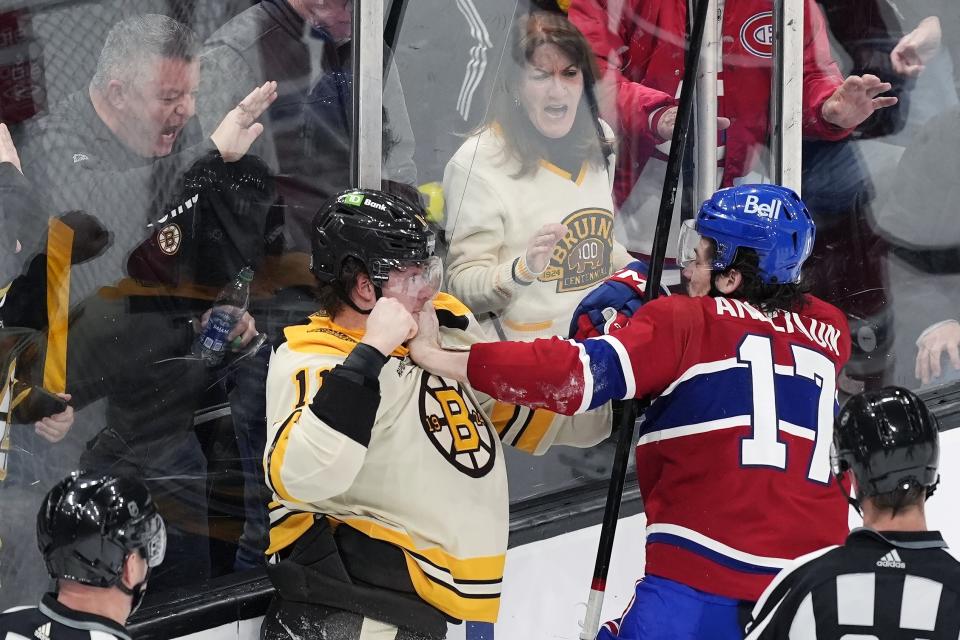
[37,471,166,604]
[833,386,940,500]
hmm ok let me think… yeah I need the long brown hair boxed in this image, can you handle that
[483,12,613,178]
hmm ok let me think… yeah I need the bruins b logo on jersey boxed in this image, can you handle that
[541,208,615,292]
[419,373,496,477]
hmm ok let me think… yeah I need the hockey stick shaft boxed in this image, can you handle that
[579,0,711,636]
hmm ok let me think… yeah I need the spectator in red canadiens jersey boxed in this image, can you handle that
[565,0,897,260]
[408,184,852,640]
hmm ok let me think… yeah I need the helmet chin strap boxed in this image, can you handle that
[834,471,863,516]
[333,281,383,315]
[117,571,150,616]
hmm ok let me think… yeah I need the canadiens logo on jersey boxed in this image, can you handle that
[740,12,773,58]
[419,373,496,478]
[542,208,615,293]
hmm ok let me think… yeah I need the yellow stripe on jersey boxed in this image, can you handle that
[43,218,74,394]
[266,409,303,504]
[266,510,314,555]
[490,402,519,437]
[340,516,504,622]
[514,408,557,454]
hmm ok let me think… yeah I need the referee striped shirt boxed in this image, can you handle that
[746,528,960,639]
[0,594,129,640]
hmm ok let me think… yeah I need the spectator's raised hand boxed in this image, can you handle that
[916,320,960,385]
[210,80,278,162]
[525,223,568,276]
[891,16,942,78]
[0,123,22,174]
[35,394,74,444]
[821,75,898,130]
[361,297,418,356]
[655,106,730,142]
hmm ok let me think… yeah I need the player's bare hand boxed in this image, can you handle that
[525,223,568,275]
[891,16,941,77]
[0,123,23,174]
[210,80,278,162]
[822,75,898,130]
[35,394,73,444]
[916,320,960,385]
[362,297,417,356]
[655,106,730,141]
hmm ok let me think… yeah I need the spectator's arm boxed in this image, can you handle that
[800,0,852,140]
[568,0,676,143]
[442,158,522,314]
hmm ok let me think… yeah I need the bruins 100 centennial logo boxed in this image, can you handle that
[541,208,615,293]
[419,373,496,477]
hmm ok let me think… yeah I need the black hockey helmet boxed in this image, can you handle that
[37,471,166,595]
[832,386,940,501]
[310,189,435,287]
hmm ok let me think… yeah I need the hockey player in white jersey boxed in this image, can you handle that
[260,189,610,640]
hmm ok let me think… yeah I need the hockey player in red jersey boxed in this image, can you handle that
[410,184,852,639]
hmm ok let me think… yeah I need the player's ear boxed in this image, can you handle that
[353,273,377,307]
[714,268,741,294]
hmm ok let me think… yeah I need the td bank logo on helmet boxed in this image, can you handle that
[340,191,388,212]
[740,12,773,58]
[743,194,782,220]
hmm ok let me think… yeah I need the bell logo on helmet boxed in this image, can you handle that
[743,194,782,220]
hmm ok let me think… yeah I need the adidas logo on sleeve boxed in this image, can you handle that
[876,549,906,569]
[33,622,51,640]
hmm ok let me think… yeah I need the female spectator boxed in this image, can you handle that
[443,11,632,341]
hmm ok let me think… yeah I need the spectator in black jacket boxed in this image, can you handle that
[3,14,275,600]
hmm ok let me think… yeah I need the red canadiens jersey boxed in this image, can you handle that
[568,0,849,205]
[469,294,852,601]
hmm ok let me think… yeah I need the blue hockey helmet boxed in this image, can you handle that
[678,184,815,284]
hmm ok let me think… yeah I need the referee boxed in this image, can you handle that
[0,471,166,640]
[746,386,960,638]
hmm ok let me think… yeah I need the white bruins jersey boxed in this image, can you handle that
[264,293,610,622]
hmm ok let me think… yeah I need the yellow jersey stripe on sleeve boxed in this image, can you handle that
[514,408,557,454]
[266,409,302,503]
[489,402,521,437]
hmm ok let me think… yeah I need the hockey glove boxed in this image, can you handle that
[568,260,669,339]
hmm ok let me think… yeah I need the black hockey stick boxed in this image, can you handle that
[579,0,711,635]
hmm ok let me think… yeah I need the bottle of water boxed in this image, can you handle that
[193,266,254,366]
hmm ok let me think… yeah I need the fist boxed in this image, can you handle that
[362,297,418,356]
